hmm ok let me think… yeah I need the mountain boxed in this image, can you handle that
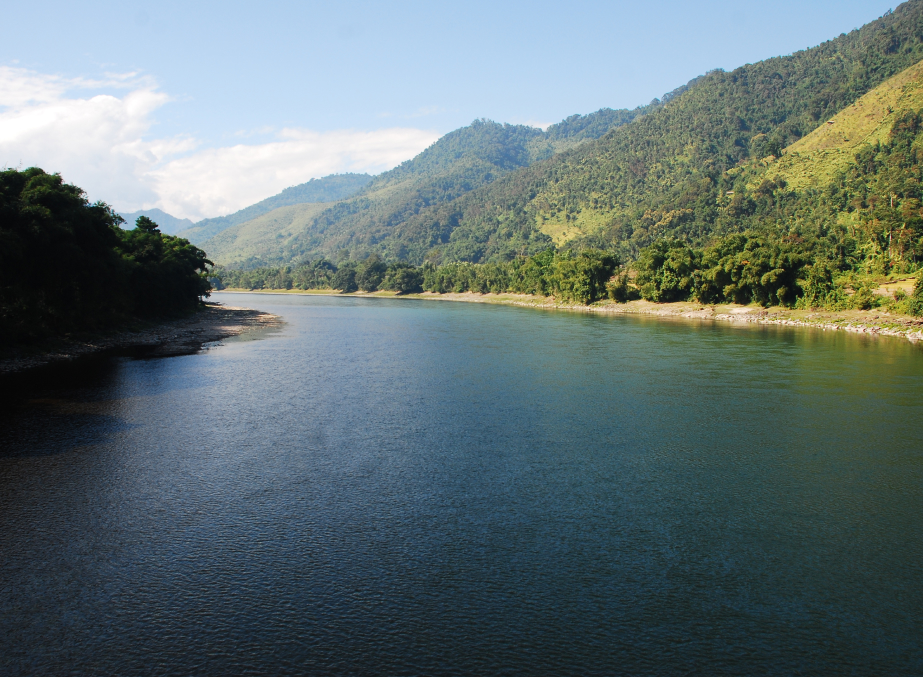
[210,2,923,316]
[224,2,922,266]
[205,103,663,267]
[207,3,923,271]
[178,173,372,245]
[118,208,194,235]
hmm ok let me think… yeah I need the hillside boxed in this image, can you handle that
[179,173,372,245]
[200,202,331,267]
[118,208,193,235]
[284,106,668,263]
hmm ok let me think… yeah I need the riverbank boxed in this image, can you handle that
[217,288,923,342]
[0,303,282,375]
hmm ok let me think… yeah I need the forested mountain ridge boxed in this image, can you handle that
[204,103,663,267]
[266,120,549,264]
[215,2,923,268]
[179,173,372,245]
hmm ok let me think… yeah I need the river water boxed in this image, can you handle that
[1,292,922,675]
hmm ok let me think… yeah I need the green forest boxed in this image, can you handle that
[0,168,213,345]
[214,248,620,305]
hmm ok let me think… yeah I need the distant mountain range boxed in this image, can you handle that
[118,208,194,235]
[121,174,372,240]
[148,1,923,270]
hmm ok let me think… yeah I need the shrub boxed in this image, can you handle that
[909,277,923,316]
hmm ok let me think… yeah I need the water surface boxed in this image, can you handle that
[2,293,922,675]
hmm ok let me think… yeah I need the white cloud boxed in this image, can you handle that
[149,127,438,220]
[0,67,440,221]
[519,119,553,131]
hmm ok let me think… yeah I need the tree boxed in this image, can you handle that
[383,266,424,294]
[135,215,160,234]
[909,276,923,316]
[331,266,358,293]
[635,240,698,302]
[356,254,387,291]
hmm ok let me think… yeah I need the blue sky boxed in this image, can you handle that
[0,0,897,219]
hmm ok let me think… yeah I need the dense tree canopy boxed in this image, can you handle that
[215,248,619,305]
[0,168,213,344]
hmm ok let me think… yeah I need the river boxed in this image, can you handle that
[1,292,922,675]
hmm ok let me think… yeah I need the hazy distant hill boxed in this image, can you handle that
[199,202,331,267]
[118,208,194,235]
[178,173,372,245]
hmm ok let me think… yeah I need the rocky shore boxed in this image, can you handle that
[0,303,282,376]
[424,293,923,342]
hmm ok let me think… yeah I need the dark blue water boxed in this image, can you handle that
[2,293,922,675]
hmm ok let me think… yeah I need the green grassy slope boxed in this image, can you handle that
[178,173,372,245]
[769,58,923,189]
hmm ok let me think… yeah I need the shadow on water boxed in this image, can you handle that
[0,357,134,458]
[0,320,283,459]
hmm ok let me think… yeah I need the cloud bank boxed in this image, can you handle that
[0,67,440,221]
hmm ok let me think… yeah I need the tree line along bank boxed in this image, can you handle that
[213,231,923,317]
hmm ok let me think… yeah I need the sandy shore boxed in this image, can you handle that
[217,288,923,343]
[0,303,282,376]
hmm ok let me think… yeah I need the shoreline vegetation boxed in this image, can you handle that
[0,303,282,376]
[217,288,923,343]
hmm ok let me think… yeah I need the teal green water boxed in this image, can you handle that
[1,293,922,674]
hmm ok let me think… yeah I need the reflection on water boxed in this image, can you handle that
[1,293,922,675]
